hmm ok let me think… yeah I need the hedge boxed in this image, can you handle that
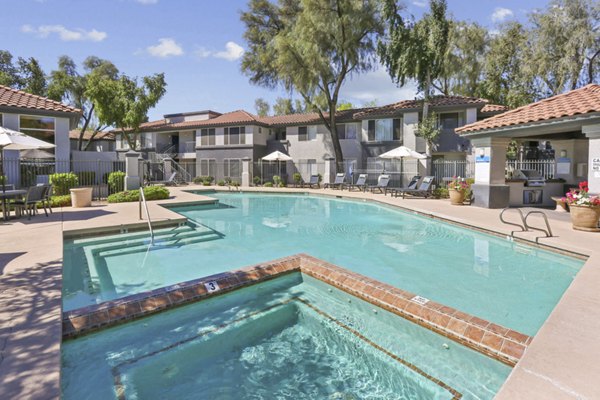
[50,173,78,195]
[50,195,72,207]
[107,186,170,203]
[107,171,125,193]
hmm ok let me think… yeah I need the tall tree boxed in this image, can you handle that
[336,100,354,111]
[0,50,19,87]
[241,0,383,170]
[273,97,294,115]
[378,0,450,157]
[17,57,47,96]
[254,97,270,116]
[48,56,119,150]
[87,73,167,150]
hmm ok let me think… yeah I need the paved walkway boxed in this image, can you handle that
[0,185,598,399]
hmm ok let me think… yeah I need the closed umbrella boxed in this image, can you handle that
[378,146,426,185]
[262,151,293,183]
[0,127,55,192]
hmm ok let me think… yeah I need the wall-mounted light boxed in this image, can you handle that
[560,150,567,158]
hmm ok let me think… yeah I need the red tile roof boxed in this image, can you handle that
[480,104,509,113]
[259,108,373,127]
[353,95,489,119]
[457,84,600,134]
[134,110,264,132]
[0,84,81,114]
[69,129,115,141]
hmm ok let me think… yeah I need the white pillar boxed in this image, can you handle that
[125,151,141,190]
[471,137,511,208]
[582,124,600,193]
[324,158,335,185]
[241,157,251,187]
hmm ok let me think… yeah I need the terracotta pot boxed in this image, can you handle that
[569,204,600,232]
[448,189,466,205]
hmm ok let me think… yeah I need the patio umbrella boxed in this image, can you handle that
[261,151,293,183]
[20,148,55,159]
[0,127,55,192]
[378,145,427,183]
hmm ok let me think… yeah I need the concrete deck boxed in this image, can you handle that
[0,184,598,399]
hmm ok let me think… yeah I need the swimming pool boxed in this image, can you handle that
[62,273,511,399]
[62,192,583,335]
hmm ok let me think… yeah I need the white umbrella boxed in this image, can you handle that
[0,127,55,192]
[262,151,293,183]
[378,146,426,184]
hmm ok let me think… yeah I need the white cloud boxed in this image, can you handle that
[21,24,107,42]
[412,1,427,7]
[340,67,418,106]
[196,41,245,61]
[491,7,514,23]
[146,38,184,58]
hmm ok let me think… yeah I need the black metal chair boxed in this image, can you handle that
[14,185,48,219]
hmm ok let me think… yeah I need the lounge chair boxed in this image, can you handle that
[303,174,320,188]
[395,176,434,199]
[324,173,346,189]
[148,172,178,186]
[345,173,368,192]
[13,185,48,219]
[389,175,421,197]
[368,174,391,195]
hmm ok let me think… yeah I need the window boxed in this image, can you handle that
[439,113,461,130]
[224,126,246,145]
[367,119,402,141]
[298,159,318,177]
[200,128,215,146]
[336,123,358,140]
[298,126,317,141]
[224,158,242,178]
[19,115,55,143]
[199,159,216,178]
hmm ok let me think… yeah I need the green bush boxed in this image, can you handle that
[107,171,125,194]
[224,176,232,184]
[202,181,211,186]
[0,175,6,185]
[217,180,226,186]
[293,172,302,186]
[231,180,240,187]
[50,172,79,195]
[433,187,449,199]
[273,175,282,187]
[253,176,261,186]
[76,171,96,185]
[264,182,273,187]
[107,186,170,203]
[193,176,214,185]
[50,195,72,207]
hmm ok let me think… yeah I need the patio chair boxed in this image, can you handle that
[303,175,320,189]
[395,176,435,199]
[38,184,53,213]
[345,173,368,192]
[324,173,346,189]
[389,175,421,197]
[368,174,392,195]
[13,185,48,219]
[148,172,178,186]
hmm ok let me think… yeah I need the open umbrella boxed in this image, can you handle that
[261,151,293,183]
[0,127,55,192]
[378,146,426,184]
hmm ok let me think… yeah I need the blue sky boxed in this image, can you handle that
[1,0,550,121]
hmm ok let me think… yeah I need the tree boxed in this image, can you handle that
[415,112,441,152]
[0,50,19,87]
[362,99,378,107]
[17,57,47,96]
[272,97,294,116]
[241,0,383,170]
[379,0,450,157]
[48,56,119,150]
[87,73,167,150]
[254,97,270,116]
[336,100,354,111]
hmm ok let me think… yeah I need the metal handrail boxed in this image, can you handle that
[138,185,155,245]
[524,211,553,238]
[499,208,528,237]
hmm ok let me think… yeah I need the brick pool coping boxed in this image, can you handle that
[63,254,531,366]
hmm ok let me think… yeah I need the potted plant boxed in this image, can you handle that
[447,176,469,205]
[563,181,600,232]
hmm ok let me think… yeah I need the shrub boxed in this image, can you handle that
[253,176,261,186]
[107,171,125,194]
[50,172,78,195]
[273,175,282,187]
[217,180,226,186]
[433,187,449,199]
[224,176,232,184]
[107,186,170,203]
[50,195,71,207]
[317,173,323,184]
[193,176,214,185]
[293,172,302,186]
[231,180,240,187]
[76,171,96,185]
[264,182,273,187]
[0,175,6,185]
[202,181,211,186]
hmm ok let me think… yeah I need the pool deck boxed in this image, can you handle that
[0,184,598,399]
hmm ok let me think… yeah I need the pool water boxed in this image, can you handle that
[62,274,511,399]
[62,192,583,335]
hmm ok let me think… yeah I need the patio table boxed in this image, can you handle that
[0,189,27,221]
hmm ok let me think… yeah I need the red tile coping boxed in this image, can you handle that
[62,254,531,366]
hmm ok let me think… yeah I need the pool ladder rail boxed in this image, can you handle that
[499,208,553,241]
[138,185,155,246]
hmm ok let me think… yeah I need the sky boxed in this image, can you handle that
[0,0,551,121]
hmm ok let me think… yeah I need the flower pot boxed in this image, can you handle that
[448,189,466,205]
[569,205,600,232]
[70,187,93,208]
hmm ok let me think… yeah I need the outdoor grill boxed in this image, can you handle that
[515,169,546,187]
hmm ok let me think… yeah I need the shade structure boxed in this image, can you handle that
[261,150,293,162]
[378,146,427,160]
[0,127,56,192]
[20,148,55,159]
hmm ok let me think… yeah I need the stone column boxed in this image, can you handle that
[241,157,251,187]
[583,124,600,193]
[471,137,511,208]
[125,151,141,190]
[324,158,335,185]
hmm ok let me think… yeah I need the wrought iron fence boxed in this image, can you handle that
[506,159,555,180]
[432,159,475,186]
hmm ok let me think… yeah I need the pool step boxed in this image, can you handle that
[95,233,223,258]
